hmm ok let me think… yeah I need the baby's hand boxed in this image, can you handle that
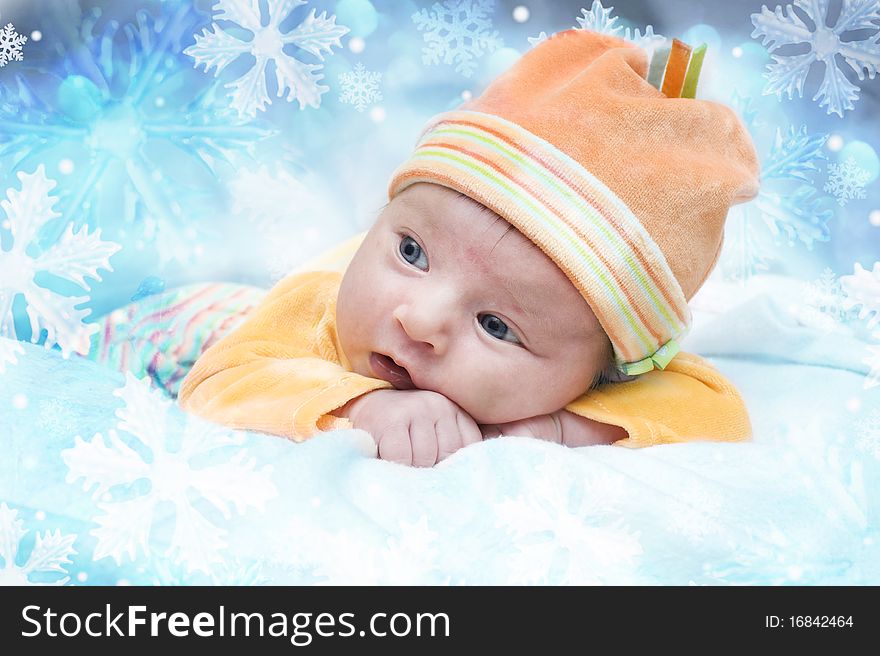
[481,410,627,447]
[336,389,483,467]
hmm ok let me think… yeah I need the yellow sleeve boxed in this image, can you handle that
[565,351,752,448]
[177,270,392,441]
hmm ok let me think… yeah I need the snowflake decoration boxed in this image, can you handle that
[493,462,642,584]
[412,0,503,78]
[36,399,79,436]
[0,503,77,586]
[0,335,25,374]
[840,261,880,330]
[751,0,880,117]
[721,121,834,283]
[854,409,880,459]
[185,0,349,118]
[824,156,872,206]
[62,372,277,573]
[0,166,121,358]
[0,6,274,267]
[0,22,26,67]
[338,63,383,112]
[575,0,666,50]
[799,267,850,330]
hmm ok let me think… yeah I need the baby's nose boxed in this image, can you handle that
[393,292,456,352]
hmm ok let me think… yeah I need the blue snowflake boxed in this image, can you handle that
[751,0,880,117]
[721,111,835,282]
[185,0,349,117]
[0,5,274,266]
[412,0,503,78]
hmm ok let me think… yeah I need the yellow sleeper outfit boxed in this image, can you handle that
[178,234,751,449]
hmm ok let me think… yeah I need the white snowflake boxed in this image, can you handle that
[62,372,277,573]
[0,166,121,359]
[797,267,850,331]
[0,503,77,586]
[575,0,666,50]
[0,22,26,67]
[0,335,25,374]
[854,409,880,459]
[36,399,79,436]
[338,62,383,112]
[840,261,880,330]
[751,0,880,117]
[412,0,503,78]
[824,156,872,206]
[185,0,349,118]
[493,462,642,584]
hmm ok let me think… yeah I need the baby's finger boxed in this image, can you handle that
[410,417,439,467]
[434,415,463,462]
[456,412,483,447]
[377,423,413,466]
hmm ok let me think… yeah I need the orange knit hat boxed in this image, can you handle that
[388,29,760,376]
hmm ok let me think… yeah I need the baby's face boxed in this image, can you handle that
[336,182,612,424]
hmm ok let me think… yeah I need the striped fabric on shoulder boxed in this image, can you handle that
[87,282,267,398]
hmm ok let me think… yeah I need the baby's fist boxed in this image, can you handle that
[336,389,483,466]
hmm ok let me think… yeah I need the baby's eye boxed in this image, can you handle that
[478,314,521,344]
[399,235,428,270]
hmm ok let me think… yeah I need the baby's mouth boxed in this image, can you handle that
[369,352,416,390]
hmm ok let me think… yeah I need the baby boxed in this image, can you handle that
[178,29,760,466]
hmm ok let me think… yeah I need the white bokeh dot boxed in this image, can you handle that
[59,159,74,175]
[349,37,365,54]
[311,496,321,508]
[513,6,530,23]
[31,30,42,42]
[461,90,472,101]
[77,572,88,582]
[845,397,861,412]
[370,106,386,123]
[827,134,844,151]
[117,579,131,586]
[35,510,46,521]
[731,46,743,58]
[869,209,880,227]
[12,393,28,409]
[155,96,166,108]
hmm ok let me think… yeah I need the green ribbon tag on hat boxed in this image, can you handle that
[619,338,681,376]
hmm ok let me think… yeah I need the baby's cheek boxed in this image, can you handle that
[459,377,534,424]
